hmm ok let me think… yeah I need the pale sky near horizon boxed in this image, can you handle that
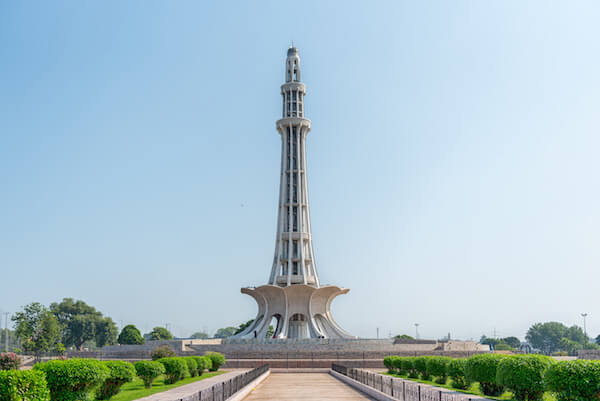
[1,1,599,341]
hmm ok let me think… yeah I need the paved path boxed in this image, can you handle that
[136,370,248,401]
[242,373,375,400]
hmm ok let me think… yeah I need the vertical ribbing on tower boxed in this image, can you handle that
[269,46,319,288]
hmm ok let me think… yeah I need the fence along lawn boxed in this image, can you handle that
[110,371,225,401]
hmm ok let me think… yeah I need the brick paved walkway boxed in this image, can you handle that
[242,373,375,400]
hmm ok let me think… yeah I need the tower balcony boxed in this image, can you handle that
[276,117,311,131]
[275,275,316,285]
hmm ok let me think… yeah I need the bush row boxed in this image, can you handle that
[384,354,600,401]
[0,352,226,401]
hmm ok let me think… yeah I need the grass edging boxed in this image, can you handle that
[110,371,225,401]
[383,372,556,401]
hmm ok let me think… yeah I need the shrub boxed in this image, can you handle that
[392,357,405,375]
[545,359,600,401]
[0,353,21,370]
[496,355,553,401]
[205,352,226,371]
[191,356,210,375]
[203,356,212,372]
[464,354,506,396]
[118,325,145,345]
[96,360,136,400]
[0,370,50,401]
[447,358,470,390]
[53,343,66,356]
[182,357,199,377]
[157,357,188,384]
[426,356,451,384]
[151,345,176,361]
[401,357,419,378]
[384,356,395,373]
[34,358,109,401]
[134,361,164,389]
[414,356,431,380]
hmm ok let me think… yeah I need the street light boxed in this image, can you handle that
[581,313,588,339]
[415,323,420,340]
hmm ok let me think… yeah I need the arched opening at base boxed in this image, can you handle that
[266,314,282,338]
[288,313,309,339]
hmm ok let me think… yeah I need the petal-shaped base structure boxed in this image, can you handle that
[232,284,354,339]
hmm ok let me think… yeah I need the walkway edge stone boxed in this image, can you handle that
[226,370,270,401]
[330,369,396,401]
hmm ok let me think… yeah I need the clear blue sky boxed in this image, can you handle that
[1,1,599,341]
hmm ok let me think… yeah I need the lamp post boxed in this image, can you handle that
[581,313,588,340]
[415,323,420,340]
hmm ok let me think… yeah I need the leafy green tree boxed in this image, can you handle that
[12,303,61,355]
[95,317,118,347]
[49,298,116,350]
[190,332,209,339]
[266,325,275,338]
[118,325,145,345]
[148,327,174,341]
[596,334,600,346]
[394,334,415,340]
[502,336,521,349]
[234,320,254,335]
[526,322,569,354]
[559,337,583,356]
[214,327,237,338]
[565,325,587,344]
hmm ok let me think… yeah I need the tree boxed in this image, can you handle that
[565,325,587,344]
[595,335,600,346]
[234,320,255,335]
[526,322,568,354]
[266,325,275,338]
[190,332,209,339]
[213,327,237,338]
[148,327,173,341]
[118,325,145,345]
[12,303,61,355]
[503,336,521,349]
[49,298,115,350]
[559,337,582,356]
[394,334,415,340]
[95,317,118,348]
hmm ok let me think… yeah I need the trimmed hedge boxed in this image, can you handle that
[400,357,419,378]
[0,370,50,401]
[496,355,553,401]
[447,358,470,390]
[426,356,451,384]
[384,356,395,373]
[157,357,188,384]
[134,361,165,389]
[96,360,136,400]
[414,356,431,380]
[182,357,199,377]
[0,353,21,371]
[545,359,600,401]
[392,356,406,375]
[205,352,226,371]
[34,358,109,401]
[464,354,506,396]
[192,356,211,375]
[150,345,176,361]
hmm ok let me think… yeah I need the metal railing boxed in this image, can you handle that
[196,364,269,401]
[332,364,492,401]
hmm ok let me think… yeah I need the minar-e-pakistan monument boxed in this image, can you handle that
[233,47,354,340]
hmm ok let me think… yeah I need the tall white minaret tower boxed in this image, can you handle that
[232,47,353,340]
[268,46,319,288]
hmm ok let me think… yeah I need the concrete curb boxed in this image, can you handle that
[226,370,271,401]
[329,369,396,401]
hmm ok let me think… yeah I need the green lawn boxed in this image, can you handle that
[108,371,225,401]
[383,372,556,401]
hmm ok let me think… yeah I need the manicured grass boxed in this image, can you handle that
[383,372,556,401]
[109,371,225,401]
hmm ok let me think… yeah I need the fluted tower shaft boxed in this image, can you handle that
[268,47,319,288]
